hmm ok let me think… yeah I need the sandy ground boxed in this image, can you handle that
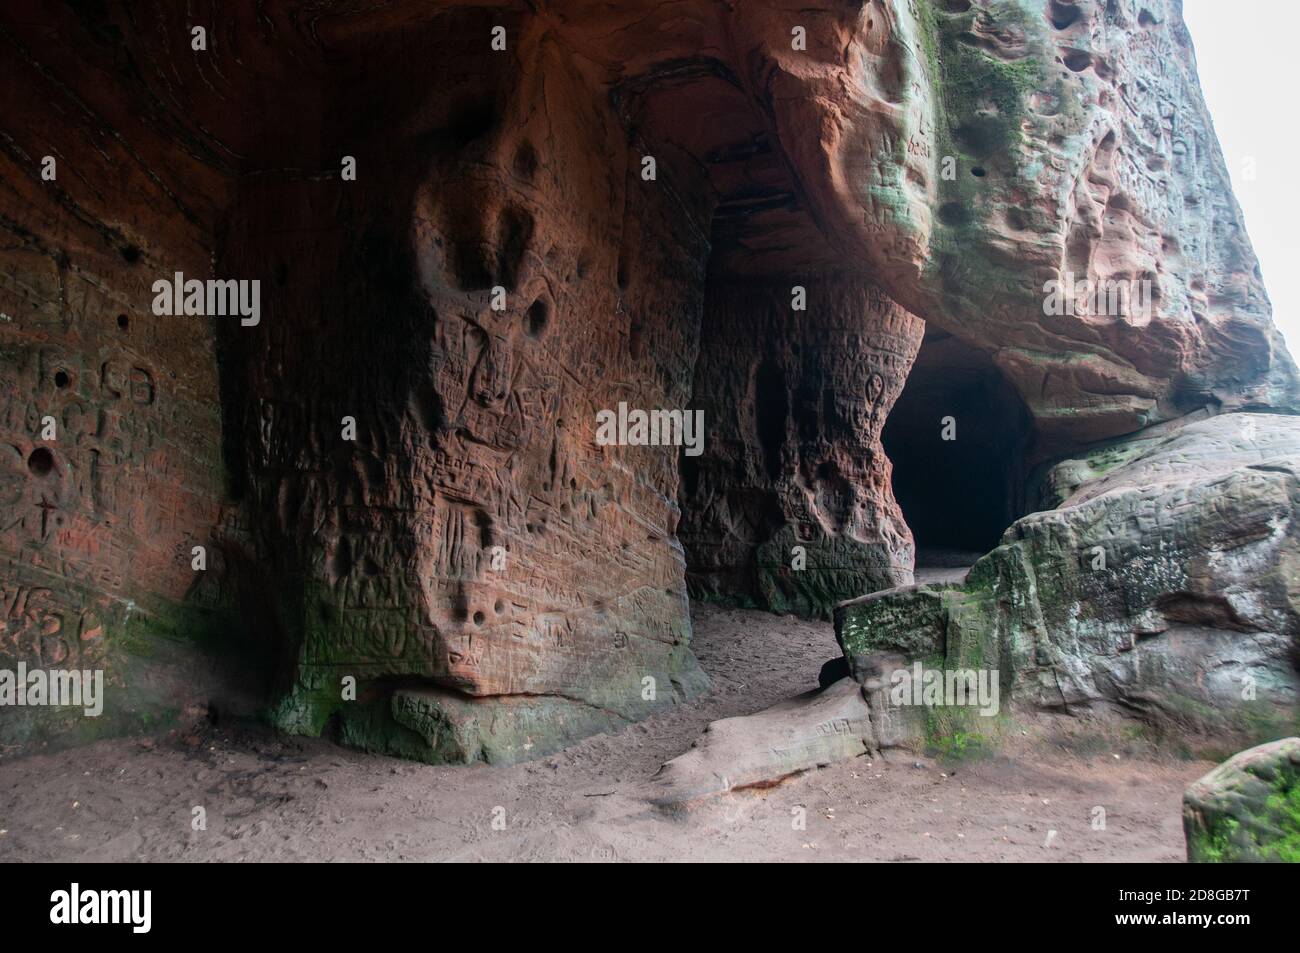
[0,605,1209,862]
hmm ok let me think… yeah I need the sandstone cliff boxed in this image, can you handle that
[1,0,1294,761]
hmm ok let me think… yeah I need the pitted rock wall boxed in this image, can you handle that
[217,18,714,756]
[680,277,924,617]
[0,4,245,750]
[1,0,1296,760]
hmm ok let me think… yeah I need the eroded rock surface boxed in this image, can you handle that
[221,19,715,749]
[1184,737,1300,862]
[680,278,923,617]
[1,1,1296,761]
[837,413,1300,742]
[0,3,251,749]
[897,0,1300,451]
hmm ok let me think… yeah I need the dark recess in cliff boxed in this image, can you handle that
[883,329,1034,555]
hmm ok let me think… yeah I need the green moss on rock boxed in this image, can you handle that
[1184,737,1300,863]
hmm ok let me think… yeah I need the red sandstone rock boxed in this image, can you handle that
[0,1,1292,759]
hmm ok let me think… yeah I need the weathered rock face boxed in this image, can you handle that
[0,4,254,750]
[765,0,1300,452]
[1,1,1295,760]
[217,18,715,753]
[837,413,1300,742]
[680,278,923,617]
[1184,737,1300,863]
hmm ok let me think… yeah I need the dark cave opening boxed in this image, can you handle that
[882,328,1034,560]
[631,64,1035,607]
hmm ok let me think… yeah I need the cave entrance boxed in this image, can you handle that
[882,328,1033,571]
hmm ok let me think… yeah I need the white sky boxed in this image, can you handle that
[1183,0,1299,352]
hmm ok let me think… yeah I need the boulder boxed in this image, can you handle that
[1184,737,1300,863]
[380,688,629,766]
[647,677,876,808]
[836,413,1300,741]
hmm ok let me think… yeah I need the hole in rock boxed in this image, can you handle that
[329,537,353,582]
[882,328,1033,563]
[525,298,549,339]
[1063,50,1092,73]
[494,205,534,291]
[116,313,129,331]
[28,447,55,476]
[474,509,495,549]
[512,140,539,181]
[1048,1,1082,30]
[54,370,70,388]
[938,201,972,227]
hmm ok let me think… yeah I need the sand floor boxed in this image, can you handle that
[0,605,1209,862]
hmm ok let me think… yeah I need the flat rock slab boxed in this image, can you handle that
[387,688,627,766]
[646,678,875,809]
[1183,736,1300,862]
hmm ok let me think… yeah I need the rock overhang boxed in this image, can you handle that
[0,0,1295,761]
